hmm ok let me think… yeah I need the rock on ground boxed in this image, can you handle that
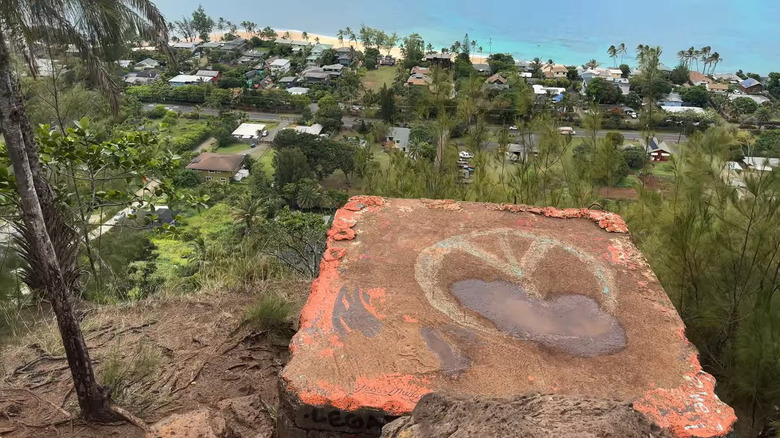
[381,393,672,438]
[146,408,236,438]
[146,395,274,438]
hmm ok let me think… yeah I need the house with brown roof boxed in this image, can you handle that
[706,82,729,93]
[541,64,568,79]
[407,69,432,87]
[689,71,712,86]
[486,73,507,85]
[185,153,245,183]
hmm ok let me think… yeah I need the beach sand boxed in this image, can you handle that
[209,29,488,64]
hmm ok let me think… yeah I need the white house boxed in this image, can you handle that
[287,87,310,95]
[168,74,209,86]
[231,123,267,141]
[135,57,160,70]
[294,124,324,135]
[744,157,779,172]
[532,85,565,96]
[270,58,292,74]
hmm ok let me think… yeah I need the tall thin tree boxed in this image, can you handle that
[0,0,171,423]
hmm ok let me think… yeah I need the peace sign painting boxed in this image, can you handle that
[278,197,736,438]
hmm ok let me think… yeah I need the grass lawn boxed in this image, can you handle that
[256,148,275,177]
[362,67,397,92]
[215,142,252,154]
[650,162,676,179]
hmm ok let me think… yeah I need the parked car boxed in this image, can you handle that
[558,127,576,135]
[459,151,474,159]
[509,125,519,131]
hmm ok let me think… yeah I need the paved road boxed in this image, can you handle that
[570,130,685,143]
[88,181,160,241]
[145,103,685,143]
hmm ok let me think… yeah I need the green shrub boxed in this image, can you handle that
[244,294,295,337]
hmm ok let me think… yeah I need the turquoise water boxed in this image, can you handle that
[154,0,780,74]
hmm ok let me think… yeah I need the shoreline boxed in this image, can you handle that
[209,29,490,64]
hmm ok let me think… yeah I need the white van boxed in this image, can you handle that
[558,127,576,135]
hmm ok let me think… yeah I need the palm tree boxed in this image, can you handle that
[607,45,618,66]
[471,40,477,53]
[585,59,600,69]
[699,46,711,72]
[709,52,721,74]
[302,31,309,42]
[426,42,434,54]
[315,36,320,44]
[677,50,687,67]
[241,21,251,35]
[283,30,291,40]
[216,17,226,32]
[478,46,483,55]
[0,0,171,422]
[618,43,627,63]
[755,105,774,128]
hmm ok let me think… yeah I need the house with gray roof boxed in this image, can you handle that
[386,127,411,152]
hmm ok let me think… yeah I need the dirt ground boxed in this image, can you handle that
[0,280,309,438]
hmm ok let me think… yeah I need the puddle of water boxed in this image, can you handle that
[420,327,469,377]
[450,280,626,357]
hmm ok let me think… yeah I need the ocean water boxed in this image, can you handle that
[153,0,780,74]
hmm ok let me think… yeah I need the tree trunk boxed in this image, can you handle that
[0,35,118,422]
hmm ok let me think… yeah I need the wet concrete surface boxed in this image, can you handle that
[419,328,469,377]
[450,279,626,357]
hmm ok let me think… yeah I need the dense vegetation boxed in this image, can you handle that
[0,3,779,436]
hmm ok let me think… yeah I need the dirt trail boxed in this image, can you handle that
[0,281,308,438]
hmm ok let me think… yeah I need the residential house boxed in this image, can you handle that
[605,77,630,95]
[288,87,310,95]
[606,68,623,79]
[195,70,221,83]
[200,41,222,49]
[689,71,712,86]
[515,60,533,72]
[662,106,705,114]
[658,92,683,107]
[740,78,763,94]
[707,83,729,93]
[712,73,741,84]
[118,60,133,68]
[385,127,411,152]
[506,143,538,163]
[135,58,160,70]
[322,64,344,77]
[378,55,396,66]
[644,138,677,162]
[294,124,324,135]
[541,64,567,79]
[579,69,601,82]
[222,38,247,52]
[168,74,209,86]
[532,84,565,96]
[411,66,429,75]
[274,39,312,50]
[424,52,453,68]
[303,69,331,84]
[171,41,200,52]
[473,63,490,75]
[278,76,298,88]
[406,71,431,87]
[242,49,266,59]
[270,58,292,75]
[744,156,779,172]
[484,73,509,91]
[185,153,245,183]
[123,70,160,85]
[231,123,267,142]
[337,52,353,66]
[657,63,673,73]
[310,43,333,57]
